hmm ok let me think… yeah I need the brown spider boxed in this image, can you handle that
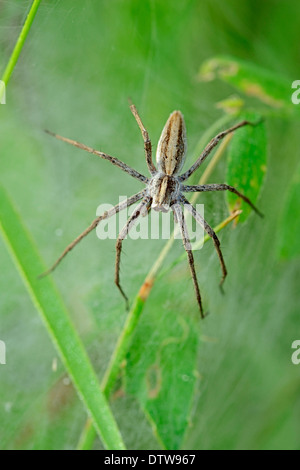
[41,103,262,318]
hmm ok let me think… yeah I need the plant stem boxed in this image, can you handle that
[0,0,41,101]
[0,187,125,450]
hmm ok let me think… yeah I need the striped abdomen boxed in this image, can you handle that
[156,110,187,176]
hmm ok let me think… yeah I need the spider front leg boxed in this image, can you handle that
[172,203,205,318]
[182,183,263,217]
[129,102,157,175]
[45,129,148,184]
[181,196,227,289]
[115,196,151,309]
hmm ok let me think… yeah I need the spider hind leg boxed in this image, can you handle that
[114,197,151,309]
[172,203,205,319]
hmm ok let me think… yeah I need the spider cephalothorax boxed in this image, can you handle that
[149,173,181,212]
[42,104,262,318]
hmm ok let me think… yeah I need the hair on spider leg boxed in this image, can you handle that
[42,103,263,318]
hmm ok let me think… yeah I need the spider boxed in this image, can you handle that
[41,103,262,318]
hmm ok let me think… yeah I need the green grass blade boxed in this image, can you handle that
[0,186,125,450]
[77,295,147,449]
[0,0,42,102]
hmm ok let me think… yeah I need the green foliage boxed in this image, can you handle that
[1,0,300,451]
[0,186,125,450]
[199,56,299,118]
[125,310,199,450]
[226,111,267,222]
[277,163,300,259]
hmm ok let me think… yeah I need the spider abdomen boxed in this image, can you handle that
[156,110,187,176]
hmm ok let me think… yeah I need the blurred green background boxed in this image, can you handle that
[0,0,300,450]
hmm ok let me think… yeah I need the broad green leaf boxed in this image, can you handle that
[199,56,299,118]
[226,111,267,222]
[0,186,125,450]
[277,163,300,259]
[125,297,199,450]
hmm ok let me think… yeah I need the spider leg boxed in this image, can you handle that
[129,102,157,175]
[39,190,145,278]
[181,195,227,289]
[172,203,205,318]
[182,184,263,217]
[115,196,151,309]
[45,130,148,184]
[179,120,256,182]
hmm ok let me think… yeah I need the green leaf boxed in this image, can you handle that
[0,186,125,450]
[226,111,267,222]
[277,163,300,259]
[125,299,199,450]
[199,56,299,118]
